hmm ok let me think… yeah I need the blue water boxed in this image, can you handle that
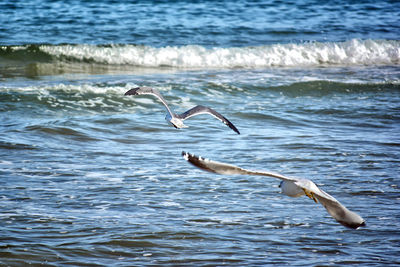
[1,0,399,46]
[1,0,400,266]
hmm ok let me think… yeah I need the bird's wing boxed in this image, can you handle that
[182,151,365,229]
[176,105,240,134]
[124,87,174,117]
[182,151,294,181]
[294,179,365,229]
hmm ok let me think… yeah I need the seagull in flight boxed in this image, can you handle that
[182,151,366,229]
[125,87,240,134]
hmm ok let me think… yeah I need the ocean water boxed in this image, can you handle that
[1,0,400,266]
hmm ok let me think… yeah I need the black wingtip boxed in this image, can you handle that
[182,151,196,161]
[182,151,215,173]
[182,151,193,163]
[221,115,240,134]
[124,87,140,96]
[340,220,366,229]
[335,215,366,229]
[228,121,240,134]
[350,220,366,229]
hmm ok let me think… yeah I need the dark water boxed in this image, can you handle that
[1,0,400,266]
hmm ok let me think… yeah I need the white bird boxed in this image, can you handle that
[125,87,240,134]
[182,151,366,229]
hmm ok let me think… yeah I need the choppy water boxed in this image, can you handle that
[1,0,400,266]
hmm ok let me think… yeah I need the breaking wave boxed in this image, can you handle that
[1,39,399,69]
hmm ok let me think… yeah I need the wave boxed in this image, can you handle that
[1,39,399,69]
[2,81,398,110]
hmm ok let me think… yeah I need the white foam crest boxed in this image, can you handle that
[40,39,400,68]
[8,83,134,95]
[3,83,140,113]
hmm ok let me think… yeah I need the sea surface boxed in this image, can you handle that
[1,0,400,266]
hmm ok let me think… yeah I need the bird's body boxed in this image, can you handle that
[280,180,306,197]
[165,113,187,129]
[182,151,366,229]
[125,87,240,134]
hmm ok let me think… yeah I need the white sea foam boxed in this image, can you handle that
[7,83,134,95]
[40,39,400,68]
